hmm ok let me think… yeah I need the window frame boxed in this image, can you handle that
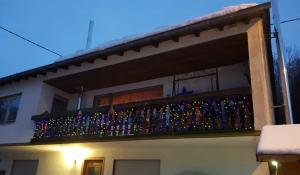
[82,158,105,175]
[0,93,22,124]
[50,94,68,115]
[112,159,160,175]
[93,85,163,107]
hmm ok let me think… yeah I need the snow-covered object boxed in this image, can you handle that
[56,3,258,62]
[257,124,300,155]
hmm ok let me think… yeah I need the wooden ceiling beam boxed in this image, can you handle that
[20,76,28,81]
[87,58,95,64]
[73,62,81,67]
[30,74,37,78]
[117,51,124,56]
[243,18,251,24]
[39,72,47,76]
[49,68,57,73]
[100,55,108,60]
[217,25,224,31]
[172,36,179,42]
[61,65,69,70]
[133,47,140,52]
[152,41,159,48]
[12,78,20,83]
[193,31,200,37]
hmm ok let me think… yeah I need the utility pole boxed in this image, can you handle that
[271,0,294,124]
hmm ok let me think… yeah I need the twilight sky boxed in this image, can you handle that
[0,0,299,78]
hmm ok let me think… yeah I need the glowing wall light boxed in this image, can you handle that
[60,146,91,167]
[270,160,279,175]
[271,160,278,168]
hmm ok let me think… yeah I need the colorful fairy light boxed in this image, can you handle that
[32,94,254,141]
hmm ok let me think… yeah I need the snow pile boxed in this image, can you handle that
[56,3,258,62]
[257,124,300,155]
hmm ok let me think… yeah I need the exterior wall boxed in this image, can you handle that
[0,79,43,144]
[0,137,269,175]
[36,83,73,114]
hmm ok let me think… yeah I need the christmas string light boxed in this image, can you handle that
[32,94,254,141]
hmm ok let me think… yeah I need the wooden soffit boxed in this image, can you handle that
[45,34,249,93]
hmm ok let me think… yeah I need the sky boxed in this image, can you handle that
[0,0,299,78]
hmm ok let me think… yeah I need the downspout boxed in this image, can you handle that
[271,0,294,124]
[77,86,84,112]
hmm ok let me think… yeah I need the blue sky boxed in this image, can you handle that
[0,0,299,78]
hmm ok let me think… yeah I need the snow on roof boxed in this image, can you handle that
[56,3,258,62]
[257,124,300,155]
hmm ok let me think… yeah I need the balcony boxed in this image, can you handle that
[31,88,254,143]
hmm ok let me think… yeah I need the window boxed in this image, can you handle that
[0,94,21,124]
[51,95,68,115]
[94,85,163,107]
[10,160,38,175]
[82,160,104,175]
[113,160,160,175]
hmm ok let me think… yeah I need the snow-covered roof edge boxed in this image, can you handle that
[57,3,258,62]
[257,124,300,155]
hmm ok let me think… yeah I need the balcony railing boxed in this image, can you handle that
[31,88,254,143]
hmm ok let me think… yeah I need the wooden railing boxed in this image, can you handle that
[31,88,254,143]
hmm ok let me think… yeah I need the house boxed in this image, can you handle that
[0,2,280,175]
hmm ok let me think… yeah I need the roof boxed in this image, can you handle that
[257,124,300,162]
[56,3,258,62]
[0,2,271,87]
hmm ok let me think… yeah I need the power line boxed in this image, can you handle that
[271,17,300,25]
[1,16,299,57]
[281,17,300,24]
[0,26,62,56]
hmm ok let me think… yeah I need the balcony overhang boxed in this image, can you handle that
[45,34,249,93]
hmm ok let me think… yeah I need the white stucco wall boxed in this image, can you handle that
[0,137,269,175]
[36,83,73,114]
[0,80,43,144]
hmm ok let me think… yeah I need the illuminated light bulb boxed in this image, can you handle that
[271,160,278,168]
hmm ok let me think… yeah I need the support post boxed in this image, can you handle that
[247,19,275,130]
